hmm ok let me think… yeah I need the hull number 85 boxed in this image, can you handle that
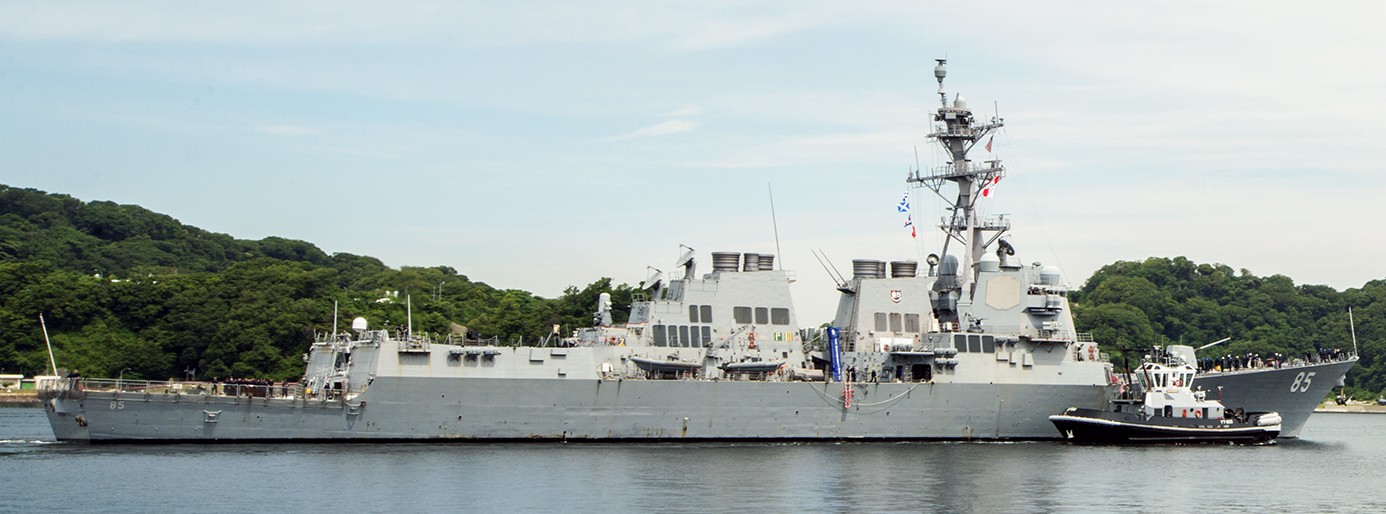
[1290,371,1317,393]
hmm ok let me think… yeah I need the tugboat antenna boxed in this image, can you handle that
[1196,337,1232,351]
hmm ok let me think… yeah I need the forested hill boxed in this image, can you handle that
[0,185,634,381]
[1071,258,1386,396]
[2,185,1384,396]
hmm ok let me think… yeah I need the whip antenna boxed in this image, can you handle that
[40,313,56,376]
[768,183,783,270]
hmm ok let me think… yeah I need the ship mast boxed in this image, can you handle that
[908,59,1006,325]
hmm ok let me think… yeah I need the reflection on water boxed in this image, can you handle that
[3,407,1383,513]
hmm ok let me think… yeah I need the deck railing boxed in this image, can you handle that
[47,378,302,399]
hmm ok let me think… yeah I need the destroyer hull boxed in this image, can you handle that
[42,378,1108,443]
[1195,358,1356,438]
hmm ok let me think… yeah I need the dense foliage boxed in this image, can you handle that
[0,185,633,381]
[1072,257,1386,399]
[3,185,1384,397]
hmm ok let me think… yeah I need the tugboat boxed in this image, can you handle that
[1050,354,1281,444]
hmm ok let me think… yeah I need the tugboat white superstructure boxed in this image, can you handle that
[39,60,1116,443]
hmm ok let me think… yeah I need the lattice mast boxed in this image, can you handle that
[908,59,1007,322]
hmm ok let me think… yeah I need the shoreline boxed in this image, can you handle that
[0,392,40,406]
[1315,402,1386,414]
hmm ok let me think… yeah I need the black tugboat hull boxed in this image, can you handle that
[1049,408,1279,444]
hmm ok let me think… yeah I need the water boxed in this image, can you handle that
[2,405,1381,513]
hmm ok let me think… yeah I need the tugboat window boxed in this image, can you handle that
[734,306,752,324]
[700,305,713,323]
[755,307,769,324]
[771,308,790,325]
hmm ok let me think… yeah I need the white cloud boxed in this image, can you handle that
[664,106,702,117]
[600,120,698,142]
[255,125,321,137]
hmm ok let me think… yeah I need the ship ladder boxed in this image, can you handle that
[842,382,854,409]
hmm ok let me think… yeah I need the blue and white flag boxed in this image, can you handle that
[898,190,915,238]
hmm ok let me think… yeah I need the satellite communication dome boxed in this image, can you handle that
[351,317,369,331]
[953,95,968,109]
[1039,265,1062,286]
[978,251,1001,272]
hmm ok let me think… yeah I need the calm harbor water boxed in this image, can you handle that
[2,405,1382,513]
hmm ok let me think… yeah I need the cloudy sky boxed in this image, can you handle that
[3,2,1384,323]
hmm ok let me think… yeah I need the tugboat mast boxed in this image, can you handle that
[909,59,1007,326]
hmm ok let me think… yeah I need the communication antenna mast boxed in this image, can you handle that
[1350,307,1359,356]
[768,183,783,270]
[40,313,57,376]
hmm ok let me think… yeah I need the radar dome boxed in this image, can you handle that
[978,251,1000,272]
[1038,265,1062,286]
[953,95,968,109]
[351,317,369,331]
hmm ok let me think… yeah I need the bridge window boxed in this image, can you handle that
[700,305,713,323]
[771,308,789,325]
[689,305,700,323]
[701,326,711,346]
[905,314,920,333]
[755,307,769,325]
[734,306,752,324]
[653,325,667,346]
[875,312,888,332]
[679,326,691,347]
[889,313,902,332]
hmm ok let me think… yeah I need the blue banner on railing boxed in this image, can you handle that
[827,326,843,382]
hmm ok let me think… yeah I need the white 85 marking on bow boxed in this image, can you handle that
[1290,371,1316,393]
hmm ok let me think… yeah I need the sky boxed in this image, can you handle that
[3,2,1385,324]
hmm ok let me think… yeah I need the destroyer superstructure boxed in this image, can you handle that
[39,60,1116,443]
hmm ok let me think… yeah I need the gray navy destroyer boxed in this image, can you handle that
[39,60,1344,443]
[39,60,1115,442]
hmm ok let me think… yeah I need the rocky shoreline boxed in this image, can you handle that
[0,392,40,406]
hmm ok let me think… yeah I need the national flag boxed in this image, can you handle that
[980,176,1001,198]
[985,135,993,153]
[904,215,916,238]
[896,190,910,213]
